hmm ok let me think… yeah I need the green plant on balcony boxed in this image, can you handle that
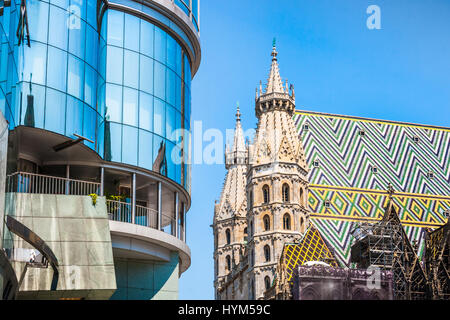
[89,193,98,206]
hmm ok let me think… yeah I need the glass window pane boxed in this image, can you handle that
[67,54,84,100]
[48,5,68,50]
[106,45,123,84]
[105,122,122,162]
[123,87,138,126]
[21,41,47,85]
[166,104,175,142]
[84,64,97,107]
[123,50,139,89]
[139,91,153,131]
[140,20,154,57]
[166,68,176,107]
[166,35,177,71]
[70,0,87,21]
[28,0,49,43]
[66,96,83,137]
[154,27,166,63]
[20,83,45,128]
[153,98,165,137]
[107,10,124,47]
[45,88,66,135]
[138,130,153,170]
[154,61,165,100]
[68,17,86,59]
[47,46,67,92]
[139,55,153,94]
[85,25,98,68]
[105,83,122,122]
[87,0,97,28]
[83,104,96,149]
[122,125,138,165]
[124,14,140,52]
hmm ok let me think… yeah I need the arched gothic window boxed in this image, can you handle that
[226,229,231,245]
[264,276,271,290]
[300,187,304,205]
[262,185,270,204]
[263,215,270,231]
[226,255,231,271]
[282,183,290,202]
[283,213,291,230]
[264,245,271,262]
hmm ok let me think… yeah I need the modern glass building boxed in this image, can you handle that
[0,0,200,299]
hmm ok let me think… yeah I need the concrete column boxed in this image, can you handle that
[65,165,70,195]
[174,192,179,238]
[157,181,162,230]
[131,173,136,224]
[184,204,187,242]
[100,167,104,196]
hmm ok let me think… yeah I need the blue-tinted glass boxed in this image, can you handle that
[20,41,47,85]
[166,36,177,71]
[97,81,105,115]
[50,0,69,9]
[108,122,122,162]
[97,117,104,155]
[100,10,107,40]
[106,45,123,84]
[184,54,191,88]
[192,0,199,22]
[87,0,97,28]
[69,19,86,60]
[152,134,164,172]
[107,10,124,47]
[175,42,182,77]
[124,14,139,52]
[48,5,68,50]
[154,61,165,100]
[105,83,122,122]
[153,98,165,137]
[84,64,97,107]
[122,125,138,165]
[28,0,49,43]
[139,91,153,131]
[47,46,67,92]
[85,25,98,68]
[174,0,190,16]
[67,54,84,100]
[175,75,181,111]
[139,55,153,94]
[138,129,153,170]
[166,68,176,107]
[20,82,45,128]
[71,0,87,21]
[45,88,66,134]
[99,42,107,79]
[140,20,154,58]
[166,104,176,142]
[166,142,176,181]
[123,87,138,126]
[154,27,166,63]
[66,95,83,137]
[123,50,139,89]
[83,105,96,149]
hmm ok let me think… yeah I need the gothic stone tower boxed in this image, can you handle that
[246,45,310,299]
[213,106,248,299]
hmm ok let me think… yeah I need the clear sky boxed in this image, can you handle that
[179,0,450,299]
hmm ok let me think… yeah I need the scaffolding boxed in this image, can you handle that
[350,187,429,300]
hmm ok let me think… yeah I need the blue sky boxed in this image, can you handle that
[179,0,450,299]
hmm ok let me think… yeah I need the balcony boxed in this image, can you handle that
[6,171,186,242]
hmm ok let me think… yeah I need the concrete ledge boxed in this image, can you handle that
[109,221,191,274]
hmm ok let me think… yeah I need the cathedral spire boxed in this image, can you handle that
[265,42,285,94]
[232,102,246,154]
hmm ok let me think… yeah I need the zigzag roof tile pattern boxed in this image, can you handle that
[294,110,450,265]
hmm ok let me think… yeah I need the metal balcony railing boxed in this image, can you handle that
[6,172,100,196]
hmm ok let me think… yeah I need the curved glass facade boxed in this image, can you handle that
[0,0,197,193]
[3,0,101,151]
[99,9,192,190]
[175,0,199,31]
